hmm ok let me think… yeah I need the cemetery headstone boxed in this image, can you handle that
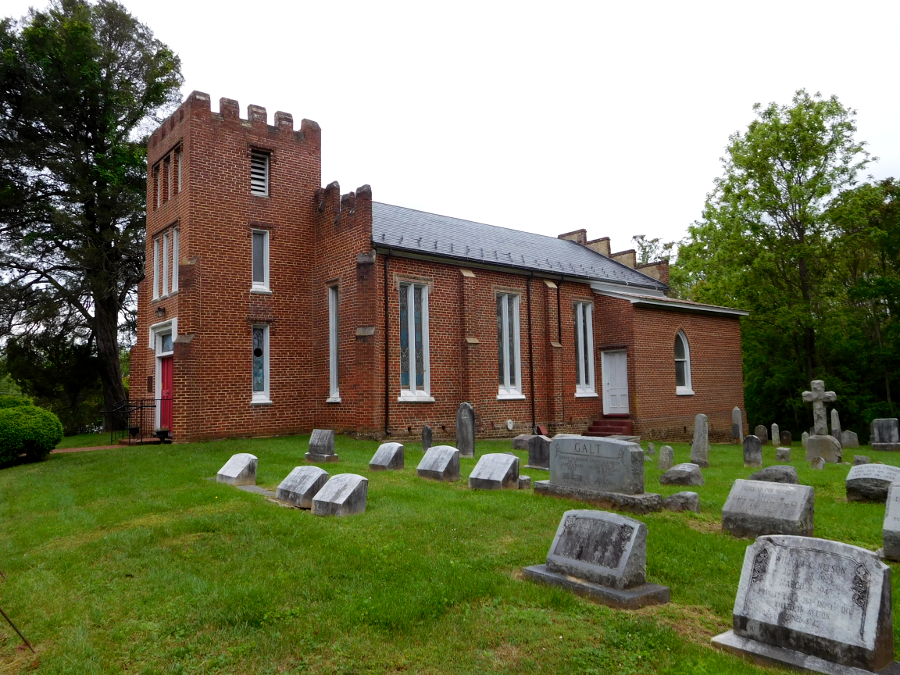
[871,419,900,451]
[845,464,900,503]
[523,509,670,609]
[748,465,798,485]
[275,466,329,508]
[311,474,368,516]
[216,453,257,486]
[775,447,791,462]
[811,457,825,470]
[831,408,842,443]
[518,475,531,489]
[647,442,655,456]
[732,406,743,444]
[806,434,842,463]
[422,425,433,452]
[711,535,898,674]
[801,431,809,447]
[854,455,871,466]
[456,402,475,457]
[369,442,404,471]
[771,423,780,449]
[721,479,814,538]
[743,435,762,467]
[690,413,710,467]
[306,429,339,463]
[779,430,792,446]
[533,435,662,513]
[417,445,460,481]
[883,485,900,562]
[842,430,860,448]
[662,492,700,513]
[802,380,843,463]
[657,446,674,471]
[659,463,704,486]
[469,453,520,490]
[525,435,551,470]
[754,425,769,445]
[512,434,534,450]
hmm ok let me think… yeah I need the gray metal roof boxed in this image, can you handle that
[371,202,668,291]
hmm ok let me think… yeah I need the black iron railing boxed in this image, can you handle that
[103,398,171,445]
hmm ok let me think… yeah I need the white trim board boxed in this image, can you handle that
[592,286,749,317]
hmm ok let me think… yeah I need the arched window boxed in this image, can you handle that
[675,331,693,395]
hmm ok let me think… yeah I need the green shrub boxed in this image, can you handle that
[0,395,33,409]
[0,405,64,463]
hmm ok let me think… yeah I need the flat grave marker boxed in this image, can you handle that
[722,479,814,538]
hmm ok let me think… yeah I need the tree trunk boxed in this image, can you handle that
[94,294,127,429]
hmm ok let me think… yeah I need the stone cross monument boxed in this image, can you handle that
[802,380,842,462]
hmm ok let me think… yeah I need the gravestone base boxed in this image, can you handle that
[306,453,340,463]
[533,480,662,514]
[523,564,669,610]
[872,443,900,452]
[711,630,900,675]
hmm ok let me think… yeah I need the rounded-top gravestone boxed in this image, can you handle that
[456,402,475,457]
[754,425,768,445]
[690,413,710,468]
[743,435,762,467]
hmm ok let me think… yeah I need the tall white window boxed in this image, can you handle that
[250,150,269,196]
[574,301,596,396]
[152,238,160,300]
[497,293,523,399]
[251,229,269,291]
[675,330,693,395]
[328,286,340,401]
[399,282,431,401]
[176,149,182,192]
[162,232,169,298]
[252,324,270,403]
[155,166,161,208]
[171,228,179,293]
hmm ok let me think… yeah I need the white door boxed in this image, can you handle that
[602,350,629,415]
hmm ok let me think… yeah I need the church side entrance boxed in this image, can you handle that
[601,350,629,415]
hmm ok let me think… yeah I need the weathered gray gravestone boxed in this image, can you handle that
[748,465,799,485]
[662,492,700,513]
[216,453,257,486]
[846,464,900,503]
[306,429,339,463]
[883,485,900,562]
[755,425,769,445]
[523,510,669,609]
[854,455,871,466]
[275,466,329,508]
[721,479,814,538]
[456,402,475,457]
[659,463,704,486]
[512,434,534,450]
[690,413,710,467]
[811,457,825,470]
[803,380,843,463]
[831,408,842,443]
[775,447,791,462]
[469,453,519,490]
[743,435,762,468]
[806,434,843,463]
[417,445,460,481]
[771,423,779,449]
[525,435,551,470]
[647,442,655,456]
[422,425,433,452]
[533,435,662,514]
[712,535,898,674]
[657,446,674,471]
[369,442,404,471]
[779,430,792,446]
[842,430,860,448]
[871,419,900,451]
[732,407,743,444]
[311,474,368,516]
[801,431,809,447]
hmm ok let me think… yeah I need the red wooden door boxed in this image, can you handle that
[160,356,173,430]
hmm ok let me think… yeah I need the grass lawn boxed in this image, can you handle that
[0,436,896,674]
[55,433,117,450]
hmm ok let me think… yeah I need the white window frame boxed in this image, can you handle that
[155,165,161,209]
[176,149,182,192]
[497,292,525,400]
[152,238,160,300]
[250,150,269,197]
[252,323,271,404]
[251,229,270,293]
[166,157,172,201]
[574,301,597,397]
[327,285,340,402]
[171,228,179,293]
[675,330,694,395]
[398,282,433,402]
[161,232,169,298]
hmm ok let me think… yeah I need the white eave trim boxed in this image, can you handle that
[592,286,750,317]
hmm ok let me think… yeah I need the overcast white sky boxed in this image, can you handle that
[8,0,900,249]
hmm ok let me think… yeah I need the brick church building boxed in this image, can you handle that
[131,91,748,444]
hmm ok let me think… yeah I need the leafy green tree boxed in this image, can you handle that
[0,0,182,412]
[678,90,873,430]
[631,235,676,265]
